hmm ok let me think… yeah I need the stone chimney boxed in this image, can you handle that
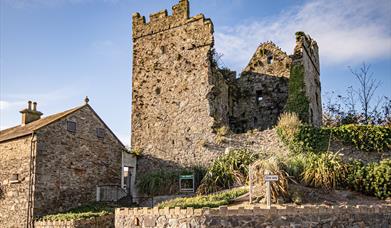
[20,101,43,125]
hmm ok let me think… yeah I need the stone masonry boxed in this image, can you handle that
[0,103,124,227]
[0,136,34,227]
[33,105,123,217]
[131,0,221,168]
[131,0,322,169]
[115,204,391,228]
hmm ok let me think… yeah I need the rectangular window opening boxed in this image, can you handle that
[96,128,105,138]
[256,90,263,104]
[67,121,76,133]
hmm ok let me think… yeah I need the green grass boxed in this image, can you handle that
[39,202,114,221]
[157,187,248,209]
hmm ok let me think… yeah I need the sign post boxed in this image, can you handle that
[264,174,279,209]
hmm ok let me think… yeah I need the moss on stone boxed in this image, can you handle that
[285,64,309,123]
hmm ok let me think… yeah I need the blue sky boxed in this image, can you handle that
[1,0,390,145]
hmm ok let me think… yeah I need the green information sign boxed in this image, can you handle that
[179,174,195,193]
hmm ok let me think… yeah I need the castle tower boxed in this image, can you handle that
[131,0,227,169]
[285,32,322,126]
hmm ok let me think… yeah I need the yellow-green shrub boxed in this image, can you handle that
[333,124,391,152]
[300,152,347,190]
[346,159,391,199]
[158,187,248,209]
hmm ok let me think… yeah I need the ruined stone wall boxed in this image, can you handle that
[33,105,122,217]
[291,32,322,126]
[230,42,291,132]
[243,42,292,77]
[131,0,225,169]
[0,136,34,227]
[230,74,289,132]
[115,205,391,228]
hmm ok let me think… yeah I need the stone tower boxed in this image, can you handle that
[131,1,322,170]
[285,32,322,126]
[131,0,228,169]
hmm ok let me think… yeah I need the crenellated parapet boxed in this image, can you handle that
[132,0,213,40]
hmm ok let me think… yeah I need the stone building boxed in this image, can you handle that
[0,99,136,227]
[131,0,322,169]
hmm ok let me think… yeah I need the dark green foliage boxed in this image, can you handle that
[137,167,206,196]
[39,203,114,221]
[333,124,391,152]
[197,149,258,194]
[284,153,306,180]
[277,114,390,153]
[285,152,346,190]
[158,188,248,209]
[300,152,347,190]
[295,126,331,152]
[137,170,179,196]
[285,64,310,123]
[346,159,391,199]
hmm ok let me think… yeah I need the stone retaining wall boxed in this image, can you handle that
[34,214,114,228]
[115,204,391,227]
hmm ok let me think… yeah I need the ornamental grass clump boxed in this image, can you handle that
[250,157,289,201]
[197,149,258,194]
[301,152,347,190]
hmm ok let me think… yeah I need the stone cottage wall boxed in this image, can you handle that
[33,105,122,217]
[131,0,224,170]
[115,205,391,228]
[0,135,34,227]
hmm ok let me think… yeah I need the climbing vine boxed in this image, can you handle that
[285,64,310,124]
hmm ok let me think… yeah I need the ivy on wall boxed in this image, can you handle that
[277,113,391,153]
[285,64,309,123]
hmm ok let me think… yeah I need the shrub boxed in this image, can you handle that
[39,203,114,221]
[278,116,390,153]
[137,170,178,196]
[277,113,332,153]
[197,149,258,194]
[158,187,248,209]
[295,126,331,152]
[333,124,391,152]
[301,152,347,190]
[131,147,143,157]
[276,113,302,144]
[250,157,289,201]
[137,167,206,196]
[284,153,306,180]
[347,159,391,199]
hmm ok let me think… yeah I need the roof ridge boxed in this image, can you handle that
[0,104,86,142]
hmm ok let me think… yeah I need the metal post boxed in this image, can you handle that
[249,165,253,204]
[266,181,271,209]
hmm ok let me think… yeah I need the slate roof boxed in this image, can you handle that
[0,105,84,143]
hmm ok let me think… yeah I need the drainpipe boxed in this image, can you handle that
[27,132,36,228]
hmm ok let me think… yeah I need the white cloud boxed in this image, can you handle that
[215,0,391,72]
[2,0,119,8]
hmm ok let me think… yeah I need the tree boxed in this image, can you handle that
[323,62,389,126]
[348,63,381,124]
